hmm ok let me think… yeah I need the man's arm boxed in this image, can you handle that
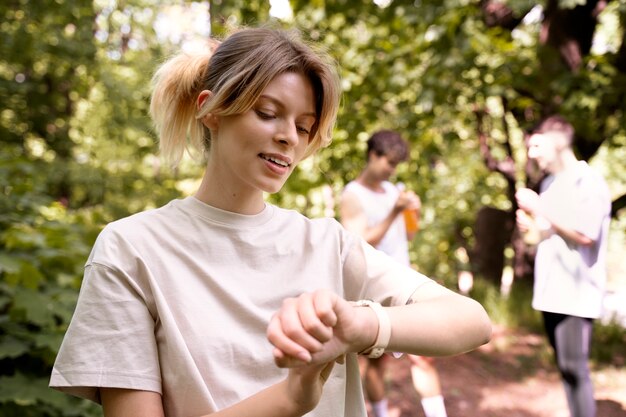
[339,191,401,247]
[516,188,594,246]
[545,220,593,246]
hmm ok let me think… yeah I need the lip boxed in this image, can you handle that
[259,153,292,175]
[260,153,292,165]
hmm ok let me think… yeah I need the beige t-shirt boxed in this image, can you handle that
[50,196,430,417]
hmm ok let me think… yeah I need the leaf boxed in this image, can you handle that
[0,253,21,274]
[4,262,46,289]
[558,0,587,9]
[33,332,64,354]
[0,373,71,409]
[12,287,55,328]
[0,335,30,359]
[2,225,46,251]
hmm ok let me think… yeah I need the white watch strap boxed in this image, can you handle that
[355,300,391,359]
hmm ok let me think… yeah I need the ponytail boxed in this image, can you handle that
[149,28,341,167]
[150,51,212,167]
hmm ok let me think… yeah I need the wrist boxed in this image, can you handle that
[391,205,403,216]
[280,379,313,417]
[353,300,391,358]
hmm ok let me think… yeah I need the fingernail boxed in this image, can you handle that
[297,351,312,363]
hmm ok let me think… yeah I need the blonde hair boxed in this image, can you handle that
[150,28,341,167]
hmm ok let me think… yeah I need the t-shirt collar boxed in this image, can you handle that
[177,196,275,228]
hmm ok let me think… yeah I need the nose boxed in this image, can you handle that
[274,119,299,147]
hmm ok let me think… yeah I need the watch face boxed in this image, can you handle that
[368,347,385,359]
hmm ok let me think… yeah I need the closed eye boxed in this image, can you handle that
[255,110,275,120]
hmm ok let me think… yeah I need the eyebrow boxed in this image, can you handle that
[258,94,317,118]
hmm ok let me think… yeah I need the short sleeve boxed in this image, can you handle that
[49,262,161,403]
[341,232,431,306]
[573,175,611,241]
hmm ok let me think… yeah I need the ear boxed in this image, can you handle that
[197,90,219,130]
[553,131,570,151]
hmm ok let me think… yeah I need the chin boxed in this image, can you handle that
[262,182,286,194]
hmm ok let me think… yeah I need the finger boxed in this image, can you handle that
[273,347,312,368]
[409,199,421,211]
[279,297,327,352]
[297,294,334,346]
[267,314,313,363]
[312,290,338,328]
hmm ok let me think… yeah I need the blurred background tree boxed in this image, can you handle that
[1,0,624,415]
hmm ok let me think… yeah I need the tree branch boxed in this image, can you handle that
[541,0,606,72]
[480,0,529,30]
[474,106,518,208]
[611,193,626,219]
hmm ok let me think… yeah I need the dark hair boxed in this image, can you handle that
[532,115,574,144]
[366,130,409,162]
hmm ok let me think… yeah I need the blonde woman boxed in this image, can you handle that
[50,27,492,417]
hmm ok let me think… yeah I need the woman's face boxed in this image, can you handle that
[209,72,317,197]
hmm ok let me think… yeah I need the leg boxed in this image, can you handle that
[543,312,596,417]
[408,355,447,417]
[555,316,596,417]
[362,356,389,417]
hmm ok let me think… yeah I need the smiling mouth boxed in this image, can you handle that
[259,154,290,168]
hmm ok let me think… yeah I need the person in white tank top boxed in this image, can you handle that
[340,130,449,417]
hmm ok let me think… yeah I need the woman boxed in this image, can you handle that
[50,27,491,417]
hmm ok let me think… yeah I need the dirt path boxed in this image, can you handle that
[379,326,626,417]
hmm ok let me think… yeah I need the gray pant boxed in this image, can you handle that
[542,312,595,417]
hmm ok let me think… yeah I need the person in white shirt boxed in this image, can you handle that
[340,130,449,417]
[50,27,492,417]
[516,115,611,417]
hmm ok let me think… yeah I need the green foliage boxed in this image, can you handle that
[0,146,103,416]
[559,0,588,9]
[470,278,544,332]
[591,319,626,365]
[0,0,183,414]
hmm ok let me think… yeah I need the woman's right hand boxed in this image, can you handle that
[267,289,377,368]
[101,360,337,417]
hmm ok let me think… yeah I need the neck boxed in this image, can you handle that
[551,149,579,174]
[195,167,266,215]
[357,169,384,192]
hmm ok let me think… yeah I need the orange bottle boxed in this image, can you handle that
[403,208,419,233]
[397,182,420,233]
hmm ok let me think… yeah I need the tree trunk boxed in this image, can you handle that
[470,207,515,284]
